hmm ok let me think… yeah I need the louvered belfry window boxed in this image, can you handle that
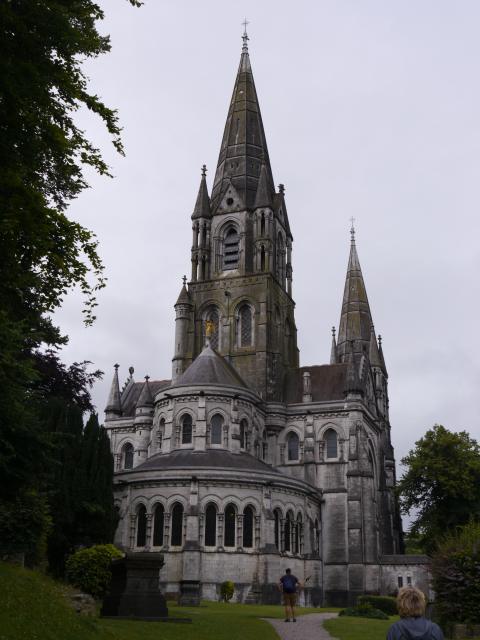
[223,227,239,270]
[239,304,252,347]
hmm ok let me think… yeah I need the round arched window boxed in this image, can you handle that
[287,432,299,461]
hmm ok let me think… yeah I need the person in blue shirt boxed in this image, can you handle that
[387,587,444,640]
[279,568,302,622]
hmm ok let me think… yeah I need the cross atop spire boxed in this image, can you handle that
[350,217,356,243]
[242,18,249,52]
[201,164,207,177]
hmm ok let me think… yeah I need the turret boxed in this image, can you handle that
[191,165,212,282]
[172,276,193,382]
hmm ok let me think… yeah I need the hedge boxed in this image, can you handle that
[65,544,123,598]
[357,595,397,615]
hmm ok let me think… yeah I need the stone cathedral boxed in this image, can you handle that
[104,33,429,606]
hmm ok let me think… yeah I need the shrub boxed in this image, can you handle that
[65,544,123,598]
[220,580,234,602]
[431,521,480,625]
[339,603,389,620]
[357,595,397,615]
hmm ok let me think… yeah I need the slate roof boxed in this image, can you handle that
[176,344,249,388]
[134,449,280,474]
[121,379,171,416]
[284,364,348,403]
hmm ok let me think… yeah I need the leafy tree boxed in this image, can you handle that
[397,425,480,551]
[0,0,138,560]
[431,521,480,627]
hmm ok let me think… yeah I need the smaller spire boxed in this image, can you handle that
[254,163,273,208]
[378,334,388,376]
[175,276,191,306]
[192,165,211,219]
[105,363,122,415]
[369,325,382,368]
[137,375,153,408]
[330,326,337,364]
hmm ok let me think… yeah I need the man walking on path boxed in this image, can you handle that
[279,568,302,622]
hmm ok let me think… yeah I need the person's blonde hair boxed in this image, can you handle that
[397,587,426,618]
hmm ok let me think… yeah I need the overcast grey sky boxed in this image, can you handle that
[56,1,480,492]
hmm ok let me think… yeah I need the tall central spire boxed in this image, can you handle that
[210,29,275,211]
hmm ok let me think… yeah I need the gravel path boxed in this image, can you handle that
[263,612,338,640]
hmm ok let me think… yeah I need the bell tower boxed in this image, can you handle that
[172,30,298,400]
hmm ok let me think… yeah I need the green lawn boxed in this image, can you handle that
[99,601,339,640]
[0,561,339,640]
[324,616,399,640]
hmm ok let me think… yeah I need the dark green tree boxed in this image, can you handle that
[397,425,480,552]
[75,414,117,548]
[0,0,138,560]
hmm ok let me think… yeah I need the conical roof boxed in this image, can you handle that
[175,283,191,306]
[210,34,275,211]
[105,364,122,414]
[337,229,374,362]
[192,168,211,219]
[176,344,249,388]
[136,377,153,408]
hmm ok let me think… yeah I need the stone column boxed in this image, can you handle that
[145,513,153,550]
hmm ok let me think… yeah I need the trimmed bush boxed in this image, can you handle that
[65,544,123,598]
[431,521,480,625]
[339,603,389,620]
[220,580,234,602]
[357,595,397,615]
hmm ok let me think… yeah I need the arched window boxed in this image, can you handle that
[284,511,293,552]
[260,211,265,235]
[237,304,253,347]
[325,429,338,458]
[294,514,302,554]
[204,306,220,350]
[287,432,299,461]
[171,502,184,546]
[274,510,281,550]
[243,506,254,548]
[123,442,134,469]
[260,245,265,271]
[210,414,223,446]
[223,227,239,270]
[181,414,193,445]
[224,504,236,548]
[240,419,248,449]
[136,504,147,547]
[205,503,217,547]
[153,504,164,547]
[262,431,268,461]
[158,418,165,451]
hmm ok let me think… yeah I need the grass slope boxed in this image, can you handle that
[0,562,103,640]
